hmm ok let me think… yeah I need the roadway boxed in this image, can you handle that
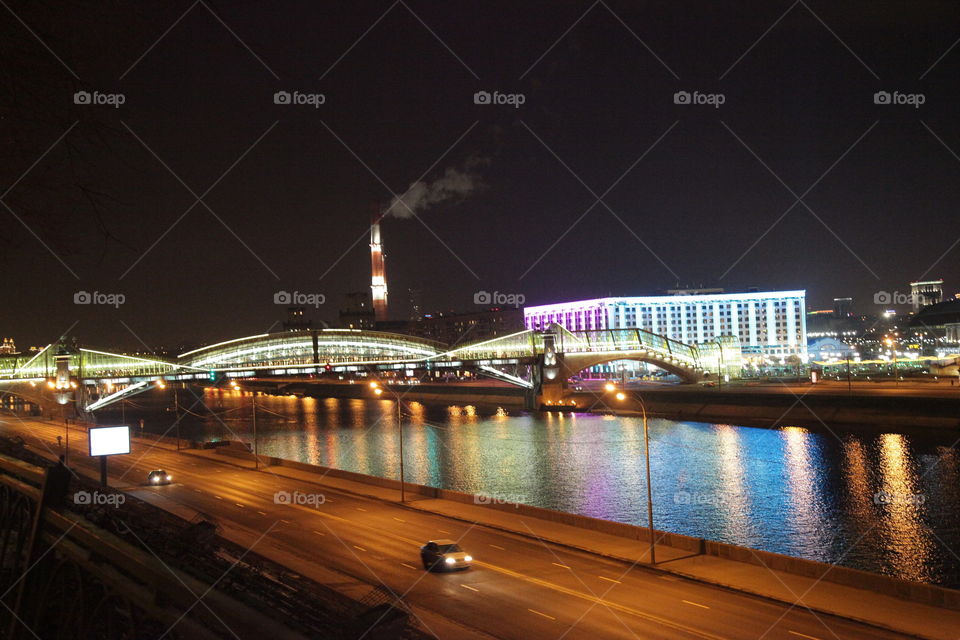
[1,417,917,640]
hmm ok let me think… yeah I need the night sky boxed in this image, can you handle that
[3,1,960,350]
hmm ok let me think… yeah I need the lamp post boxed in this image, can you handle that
[885,338,897,388]
[371,380,405,503]
[714,338,725,391]
[610,387,655,565]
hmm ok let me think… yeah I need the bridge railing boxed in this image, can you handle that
[556,329,699,365]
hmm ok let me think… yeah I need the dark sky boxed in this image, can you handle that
[3,1,960,351]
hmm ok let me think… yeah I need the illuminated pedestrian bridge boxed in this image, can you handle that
[0,326,708,411]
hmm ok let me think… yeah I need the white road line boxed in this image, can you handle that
[528,609,556,621]
[788,633,820,640]
[489,544,505,551]
[552,562,571,569]
[461,584,479,592]
[257,511,267,516]
[353,545,367,552]
[356,507,367,512]
[280,519,291,524]
[438,529,450,534]
[598,576,621,584]
[682,600,710,609]
[400,562,417,570]
[393,517,405,523]
[235,503,244,508]
[214,495,223,500]
[193,489,202,493]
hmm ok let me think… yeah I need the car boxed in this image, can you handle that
[420,539,472,571]
[147,469,172,485]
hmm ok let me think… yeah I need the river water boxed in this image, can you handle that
[108,388,960,587]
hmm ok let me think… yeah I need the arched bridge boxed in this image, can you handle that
[0,325,705,412]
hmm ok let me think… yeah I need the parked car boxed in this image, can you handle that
[147,469,172,485]
[420,539,472,571]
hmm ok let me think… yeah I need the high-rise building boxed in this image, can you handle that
[282,307,311,332]
[408,288,423,322]
[524,290,807,360]
[909,279,943,313]
[833,297,852,318]
[339,291,376,330]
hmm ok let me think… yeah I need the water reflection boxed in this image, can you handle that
[116,392,960,587]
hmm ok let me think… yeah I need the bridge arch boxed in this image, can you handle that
[559,352,703,384]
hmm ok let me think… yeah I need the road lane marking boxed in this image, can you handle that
[438,529,450,534]
[353,545,367,552]
[598,576,621,584]
[193,489,202,493]
[257,511,267,516]
[477,561,727,640]
[461,584,479,592]
[313,530,326,536]
[280,519,291,524]
[489,544,505,551]
[355,507,367,512]
[393,517,405,523]
[552,562,570,569]
[401,562,417,570]
[528,609,555,621]
[682,600,710,609]
[214,495,223,500]
[788,633,821,640]
[235,503,244,508]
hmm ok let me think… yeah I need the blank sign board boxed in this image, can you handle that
[88,426,131,456]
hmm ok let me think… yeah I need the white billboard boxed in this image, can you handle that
[88,426,131,457]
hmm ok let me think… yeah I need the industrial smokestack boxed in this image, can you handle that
[370,207,388,322]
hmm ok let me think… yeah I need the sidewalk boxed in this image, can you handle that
[182,447,960,640]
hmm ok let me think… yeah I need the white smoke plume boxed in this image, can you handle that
[383,156,486,218]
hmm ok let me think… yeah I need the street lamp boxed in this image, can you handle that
[885,338,897,387]
[714,338,725,391]
[371,379,405,502]
[609,387,656,564]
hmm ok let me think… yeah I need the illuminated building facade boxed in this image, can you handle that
[524,290,807,360]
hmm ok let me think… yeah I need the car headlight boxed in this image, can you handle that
[464,555,472,562]
[166,475,172,481]
[445,557,455,564]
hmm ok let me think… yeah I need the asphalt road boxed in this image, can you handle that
[2,417,918,640]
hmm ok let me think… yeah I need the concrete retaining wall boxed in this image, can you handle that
[214,444,960,610]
